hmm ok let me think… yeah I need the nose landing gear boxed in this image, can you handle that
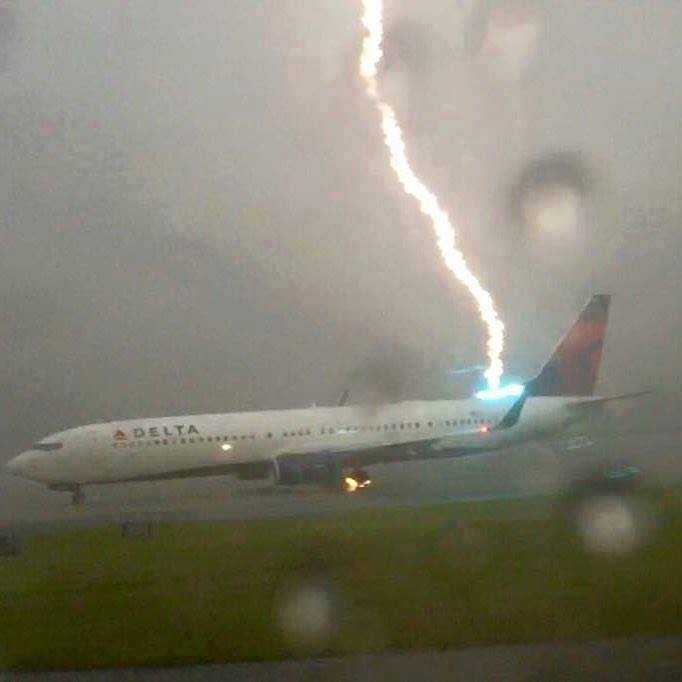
[47,483,86,506]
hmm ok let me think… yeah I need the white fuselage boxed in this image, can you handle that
[6,397,588,488]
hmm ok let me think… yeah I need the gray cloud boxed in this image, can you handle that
[2,0,681,480]
[0,3,16,71]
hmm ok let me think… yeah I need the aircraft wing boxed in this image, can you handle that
[271,392,527,469]
[273,430,494,469]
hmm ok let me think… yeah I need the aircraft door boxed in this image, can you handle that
[85,429,118,480]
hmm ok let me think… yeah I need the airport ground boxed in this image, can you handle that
[1,429,681,675]
[1,483,682,673]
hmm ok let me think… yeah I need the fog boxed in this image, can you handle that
[2,1,682,505]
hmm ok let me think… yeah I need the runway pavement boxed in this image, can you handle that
[5,635,682,681]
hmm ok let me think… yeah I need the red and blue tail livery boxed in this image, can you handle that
[526,295,610,397]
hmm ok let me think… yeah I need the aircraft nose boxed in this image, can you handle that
[6,452,31,477]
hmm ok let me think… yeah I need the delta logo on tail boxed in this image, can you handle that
[526,295,610,398]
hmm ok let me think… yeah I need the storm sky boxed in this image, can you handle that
[2,0,682,474]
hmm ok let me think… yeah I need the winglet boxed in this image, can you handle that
[496,390,528,429]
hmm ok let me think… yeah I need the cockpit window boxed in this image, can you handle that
[33,442,63,451]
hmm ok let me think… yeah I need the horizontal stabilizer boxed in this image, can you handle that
[566,389,655,411]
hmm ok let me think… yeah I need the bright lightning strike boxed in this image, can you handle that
[359,0,505,390]
[475,383,524,401]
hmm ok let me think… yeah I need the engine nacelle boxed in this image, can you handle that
[272,454,343,488]
[234,461,273,481]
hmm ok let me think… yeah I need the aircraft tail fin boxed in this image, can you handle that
[525,294,611,398]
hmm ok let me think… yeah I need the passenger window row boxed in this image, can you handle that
[319,418,489,434]
[112,417,491,448]
[113,434,264,448]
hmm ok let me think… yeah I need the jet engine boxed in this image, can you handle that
[273,454,344,489]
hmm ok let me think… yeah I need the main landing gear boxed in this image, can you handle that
[70,485,85,506]
[343,468,372,492]
[322,465,372,493]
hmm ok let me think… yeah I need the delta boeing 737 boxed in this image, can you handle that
[7,295,647,504]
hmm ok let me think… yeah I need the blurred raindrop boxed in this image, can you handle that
[509,151,594,237]
[467,0,542,81]
[576,495,654,556]
[276,582,340,650]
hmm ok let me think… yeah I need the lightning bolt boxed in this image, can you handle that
[359,0,505,391]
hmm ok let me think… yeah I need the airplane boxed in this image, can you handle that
[6,295,647,505]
